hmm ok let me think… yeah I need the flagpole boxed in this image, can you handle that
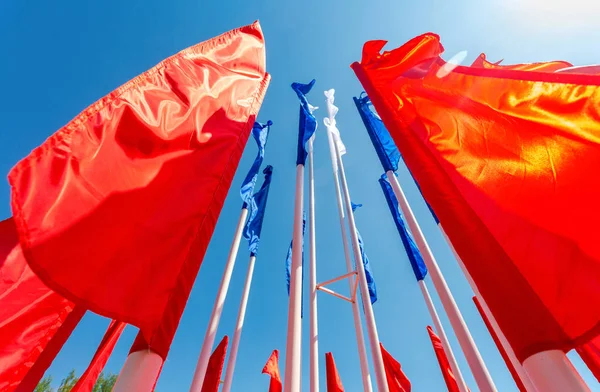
[325,129,373,392]
[336,144,389,392]
[385,171,497,392]
[307,138,319,392]
[113,350,163,392]
[284,163,305,392]
[189,207,249,392]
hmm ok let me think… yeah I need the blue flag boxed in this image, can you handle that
[243,165,273,257]
[378,175,428,281]
[353,93,400,172]
[292,80,317,165]
[240,121,272,208]
[351,202,378,304]
[285,213,306,316]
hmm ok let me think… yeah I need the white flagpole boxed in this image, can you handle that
[284,163,305,392]
[189,207,249,392]
[336,143,389,392]
[385,171,497,392]
[221,254,257,392]
[418,280,470,392]
[307,137,319,392]
[325,128,373,392]
[113,350,163,392]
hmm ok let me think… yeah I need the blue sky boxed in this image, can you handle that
[1,0,599,390]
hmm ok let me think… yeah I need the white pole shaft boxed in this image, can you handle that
[284,164,305,392]
[326,130,373,392]
[308,139,319,392]
[523,351,590,392]
[113,350,163,392]
[337,146,389,392]
[385,171,496,392]
[189,207,249,392]
[221,255,257,392]
[418,280,469,392]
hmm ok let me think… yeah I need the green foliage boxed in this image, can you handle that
[35,369,118,392]
[56,370,78,392]
[92,372,118,392]
[34,375,53,392]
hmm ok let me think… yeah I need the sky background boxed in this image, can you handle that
[1,0,600,391]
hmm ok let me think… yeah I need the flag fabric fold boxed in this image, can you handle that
[240,121,272,210]
[262,349,282,392]
[201,335,229,392]
[325,352,345,392]
[378,175,427,281]
[352,32,600,361]
[71,320,126,392]
[292,80,318,165]
[9,21,270,358]
[243,165,274,256]
[351,202,378,304]
[427,326,461,392]
[380,342,411,392]
[323,89,346,158]
[576,334,600,383]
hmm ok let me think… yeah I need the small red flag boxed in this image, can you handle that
[262,349,282,392]
[325,352,345,392]
[8,21,269,359]
[379,343,411,392]
[427,326,460,392]
[71,320,126,392]
[201,335,229,392]
[576,334,600,383]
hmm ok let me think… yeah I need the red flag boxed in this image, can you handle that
[201,335,229,392]
[8,21,270,358]
[71,320,126,392]
[325,352,345,392]
[0,218,84,392]
[262,349,282,392]
[576,335,600,383]
[352,33,600,362]
[379,343,411,392]
[426,326,461,392]
[473,297,526,392]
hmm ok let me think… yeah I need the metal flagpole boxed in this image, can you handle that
[385,171,497,392]
[307,138,319,392]
[113,350,163,392]
[189,207,249,392]
[325,129,373,392]
[336,143,389,392]
[221,255,256,392]
[284,163,305,392]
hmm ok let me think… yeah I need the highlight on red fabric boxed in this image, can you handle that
[0,218,84,392]
[8,21,270,358]
[379,342,411,392]
[201,335,229,392]
[262,349,282,392]
[426,326,460,392]
[352,33,600,362]
[576,334,600,383]
[325,352,345,392]
[71,320,126,392]
[473,297,527,392]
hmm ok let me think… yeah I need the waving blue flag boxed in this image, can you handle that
[351,202,378,304]
[243,165,273,257]
[354,93,400,173]
[292,80,317,165]
[285,213,306,316]
[240,121,272,208]
[379,175,428,281]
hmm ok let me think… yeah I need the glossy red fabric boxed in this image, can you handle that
[325,352,345,392]
[262,349,282,392]
[576,334,600,383]
[8,22,270,356]
[379,343,411,392]
[473,297,526,391]
[71,320,126,392]
[352,33,600,362]
[201,335,228,392]
[0,218,83,391]
[426,326,462,392]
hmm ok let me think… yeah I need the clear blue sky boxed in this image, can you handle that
[1,0,599,391]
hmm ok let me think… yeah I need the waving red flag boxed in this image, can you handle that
[8,21,269,357]
[262,349,282,392]
[380,343,411,392]
[426,326,461,392]
[325,352,345,392]
[576,335,600,383]
[201,335,228,392]
[352,33,600,362]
